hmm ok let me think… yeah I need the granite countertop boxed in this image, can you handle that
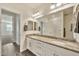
[27,35,79,53]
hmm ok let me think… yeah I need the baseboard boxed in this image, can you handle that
[21,49,36,56]
[13,42,20,49]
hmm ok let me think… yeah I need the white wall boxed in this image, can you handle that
[20,14,27,52]
[20,17,40,52]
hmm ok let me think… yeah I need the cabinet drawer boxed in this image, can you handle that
[42,42,55,56]
[50,45,79,56]
[27,38,79,56]
[28,39,43,55]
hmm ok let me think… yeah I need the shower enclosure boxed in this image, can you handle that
[1,9,20,45]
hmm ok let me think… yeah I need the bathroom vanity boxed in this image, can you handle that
[26,35,79,56]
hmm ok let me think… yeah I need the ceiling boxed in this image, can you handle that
[64,7,73,15]
[0,3,52,17]
[0,3,73,18]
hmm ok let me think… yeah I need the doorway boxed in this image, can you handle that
[1,9,20,45]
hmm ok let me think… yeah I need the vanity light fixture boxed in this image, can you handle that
[50,5,56,9]
[32,11,43,19]
[32,12,40,17]
[34,14,43,19]
[56,3,62,7]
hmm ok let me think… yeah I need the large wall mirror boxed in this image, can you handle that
[75,12,79,33]
[27,21,38,31]
[28,21,33,30]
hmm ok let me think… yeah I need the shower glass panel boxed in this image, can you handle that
[1,9,20,45]
[1,15,13,36]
